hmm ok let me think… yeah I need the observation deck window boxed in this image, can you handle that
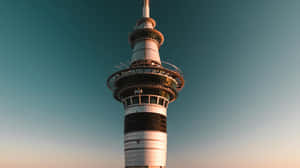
[123,101,126,108]
[158,98,164,106]
[123,95,169,108]
[141,96,149,103]
[132,96,139,104]
[150,96,157,104]
[126,98,131,106]
[164,101,169,108]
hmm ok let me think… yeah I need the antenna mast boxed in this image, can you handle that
[143,0,150,17]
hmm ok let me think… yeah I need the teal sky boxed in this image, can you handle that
[0,0,299,168]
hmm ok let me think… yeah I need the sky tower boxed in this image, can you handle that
[107,0,184,167]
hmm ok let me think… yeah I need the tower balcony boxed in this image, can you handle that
[107,64,184,103]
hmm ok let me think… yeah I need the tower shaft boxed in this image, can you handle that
[107,1,184,168]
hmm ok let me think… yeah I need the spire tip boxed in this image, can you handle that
[143,0,150,18]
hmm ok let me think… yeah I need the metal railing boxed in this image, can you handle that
[107,65,184,91]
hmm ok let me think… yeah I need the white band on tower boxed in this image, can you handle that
[143,0,150,17]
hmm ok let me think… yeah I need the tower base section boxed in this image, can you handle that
[125,131,167,167]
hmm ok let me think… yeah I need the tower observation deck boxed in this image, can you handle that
[107,1,184,167]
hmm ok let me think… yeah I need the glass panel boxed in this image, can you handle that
[141,96,149,103]
[150,96,157,104]
[126,98,131,106]
[132,96,139,104]
[164,101,168,107]
[159,98,164,105]
[123,101,126,108]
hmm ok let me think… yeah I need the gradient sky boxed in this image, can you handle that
[0,0,299,168]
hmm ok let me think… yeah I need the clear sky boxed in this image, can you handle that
[0,0,299,168]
